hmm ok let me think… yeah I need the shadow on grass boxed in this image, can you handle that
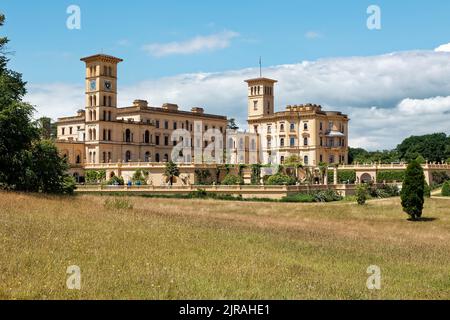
[407,217,438,222]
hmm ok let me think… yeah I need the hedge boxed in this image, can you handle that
[327,170,356,184]
[376,170,405,182]
[442,181,450,197]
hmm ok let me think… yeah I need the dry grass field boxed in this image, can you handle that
[0,191,449,300]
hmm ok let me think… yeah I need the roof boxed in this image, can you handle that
[80,54,123,63]
[244,77,278,84]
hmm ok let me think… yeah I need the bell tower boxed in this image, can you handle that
[245,77,277,120]
[81,54,123,124]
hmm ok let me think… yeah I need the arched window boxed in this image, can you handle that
[164,154,169,162]
[103,129,106,140]
[280,124,284,132]
[104,66,107,75]
[89,96,93,107]
[76,154,81,164]
[108,111,112,121]
[92,95,96,107]
[144,152,151,162]
[103,96,106,106]
[144,130,150,144]
[304,137,308,146]
[280,138,285,147]
[304,123,308,130]
[103,110,106,121]
[108,130,111,141]
[89,110,93,121]
[93,110,96,121]
[108,66,112,76]
[304,155,309,165]
[155,153,160,163]
[108,96,112,107]
[125,151,131,162]
[125,129,131,142]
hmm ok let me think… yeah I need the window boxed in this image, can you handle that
[267,125,272,133]
[144,152,151,162]
[173,122,177,130]
[69,127,73,135]
[280,123,285,132]
[290,137,295,147]
[144,130,150,144]
[253,101,258,110]
[304,155,309,165]
[304,123,308,130]
[329,155,335,164]
[155,153,160,162]
[320,122,323,131]
[205,125,208,131]
[155,120,160,129]
[125,129,131,142]
[280,156,285,164]
[320,154,323,162]
[125,151,131,162]
[103,96,106,107]
[164,136,169,146]
[164,154,169,162]
[320,137,323,147]
[290,123,295,131]
[155,135,160,145]
[304,137,308,146]
[108,96,112,107]
[164,121,169,130]
[76,155,81,164]
[280,138,285,147]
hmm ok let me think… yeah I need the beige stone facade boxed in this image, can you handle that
[56,54,349,183]
[56,54,228,176]
[245,77,349,166]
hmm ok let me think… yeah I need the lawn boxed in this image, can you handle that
[0,191,449,299]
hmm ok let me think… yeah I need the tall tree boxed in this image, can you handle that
[401,160,425,221]
[0,14,73,194]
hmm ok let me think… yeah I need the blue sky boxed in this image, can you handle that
[3,0,450,83]
[2,1,450,149]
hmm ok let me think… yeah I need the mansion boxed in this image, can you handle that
[56,54,349,180]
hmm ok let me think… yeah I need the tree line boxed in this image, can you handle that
[349,133,450,164]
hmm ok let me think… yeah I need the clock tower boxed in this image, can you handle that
[81,54,123,124]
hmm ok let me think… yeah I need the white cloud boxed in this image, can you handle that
[25,49,450,150]
[434,43,450,52]
[305,31,322,39]
[142,30,239,57]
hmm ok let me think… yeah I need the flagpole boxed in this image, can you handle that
[259,56,262,77]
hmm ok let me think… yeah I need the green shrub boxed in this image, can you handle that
[432,171,450,185]
[312,189,343,202]
[266,174,296,186]
[107,175,124,185]
[85,170,106,184]
[401,161,425,220]
[104,198,133,210]
[62,176,77,194]
[368,184,400,199]
[221,174,244,185]
[442,181,450,197]
[281,193,316,203]
[356,184,368,205]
